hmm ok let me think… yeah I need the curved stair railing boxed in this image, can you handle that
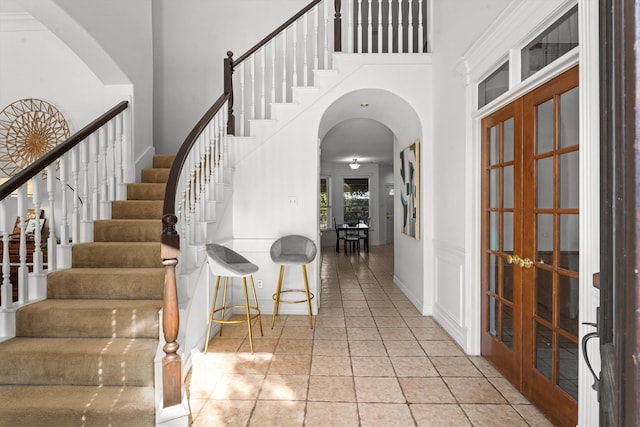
[160,0,430,409]
[0,101,130,333]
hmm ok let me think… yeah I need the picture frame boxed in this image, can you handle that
[11,209,44,238]
[400,140,420,239]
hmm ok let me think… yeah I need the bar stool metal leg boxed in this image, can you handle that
[302,264,313,329]
[271,265,285,328]
[204,276,222,353]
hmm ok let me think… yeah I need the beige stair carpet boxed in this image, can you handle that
[0,155,174,426]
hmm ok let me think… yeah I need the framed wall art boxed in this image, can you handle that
[400,140,420,239]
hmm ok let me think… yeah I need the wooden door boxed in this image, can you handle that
[481,66,579,427]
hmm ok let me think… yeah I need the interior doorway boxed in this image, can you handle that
[480,66,579,427]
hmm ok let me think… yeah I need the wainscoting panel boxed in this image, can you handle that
[432,240,466,348]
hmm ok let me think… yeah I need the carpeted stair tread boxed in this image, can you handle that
[72,242,162,268]
[0,385,155,427]
[153,154,175,169]
[47,268,164,300]
[141,168,170,183]
[94,219,162,242]
[16,299,162,338]
[112,200,163,219]
[127,182,166,200]
[0,337,156,386]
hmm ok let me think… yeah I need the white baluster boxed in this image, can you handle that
[0,201,10,308]
[388,0,393,53]
[314,6,319,73]
[115,113,126,199]
[31,179,43,274]
[46,164,57,272]
[108,120,116,201]
[121,108,133,184]
[70,147,80,244]
[292,21,298,87]
[408,0,414,53]
[367,0,373,53]
[59,156,69,246]
[240,62,246,136]
[303,14,309,86]
[80,141,92,242]
[261,47,266,118]
[251,55,256,121]
[271,40,276,112]
[357,0,363,52]
[90,133,99,221]
[417,0,424,52]
[99,126,110,219]
[17,187,28,303]
[282,31,287,102]
[377,0,383,52]
[211,117,219,200]
[325,0,331,63]
[398,0,404,52]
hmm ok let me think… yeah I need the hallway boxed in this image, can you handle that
[187,244,554,426]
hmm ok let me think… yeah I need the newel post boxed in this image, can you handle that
[161,213,181,407]
[334,0,342,52]
[224,51,235,135]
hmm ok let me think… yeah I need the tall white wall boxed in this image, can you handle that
[429,0,511,345]
[152,0,305,155]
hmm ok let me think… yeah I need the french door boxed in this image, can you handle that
[481,66,579,427]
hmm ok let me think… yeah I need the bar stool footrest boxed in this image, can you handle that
[272,289,315,304]
[210,305,261,324]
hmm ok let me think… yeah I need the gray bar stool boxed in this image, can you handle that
[204,243,263,353]
[270,235,317,329]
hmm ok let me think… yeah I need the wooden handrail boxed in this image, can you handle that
[234,0,323,66]
[0,101,129,201]
[160,91,229,408]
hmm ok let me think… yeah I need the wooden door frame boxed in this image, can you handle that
[598,0,638,425]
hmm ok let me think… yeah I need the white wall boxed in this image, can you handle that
[429,0,511,345]
[0,15,107,138]
[152,0,305,155]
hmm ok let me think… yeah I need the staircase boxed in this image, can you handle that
[0,155,173,426]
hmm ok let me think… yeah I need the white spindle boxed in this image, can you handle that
[46,164,57,272]
[71,147,80,244]
[325,0,331,64]
[80,141,91,242]
[388,0,393,53]
[17,187,27,303]
[260,47,266,118]
[292,21,298,87]
[1,201,10,308]
[314,6,319,72]
[357,0,363,52]
[348,0,354,53]
[108,120,116,201]
[377,0,383,52]
[408,0,414,53]
[367,0,373,53]
[59,156,69,246]
[31,179,43,274]
[398,0,404,52]
[303,14,309,86]
[282,31,288,102]
[240,62,246,136]
[271,40,276,110]
[99,126,109,219]
[115,113,125,199]
[90,133,99,221]
[417,0,424,52]
[251,56,256,121]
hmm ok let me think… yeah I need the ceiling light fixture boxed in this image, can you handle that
[360,102,369,107]
[349,158,360,169]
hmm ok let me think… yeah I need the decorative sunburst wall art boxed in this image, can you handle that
[0,99,70,176]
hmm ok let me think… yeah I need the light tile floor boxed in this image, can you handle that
[187,244,555,426]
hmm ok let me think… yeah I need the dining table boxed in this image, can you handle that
[335,223,369,253]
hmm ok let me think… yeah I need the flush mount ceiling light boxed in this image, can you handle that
[360,102,369,107]
[349,158,360,169]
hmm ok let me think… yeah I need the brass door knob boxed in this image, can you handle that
[520,258,533,269]
[506,254,521,265]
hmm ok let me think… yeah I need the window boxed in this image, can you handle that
[320,177,331,229]
[343,178,369,224]
[478,61,509,108]
[521,5,578,80]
